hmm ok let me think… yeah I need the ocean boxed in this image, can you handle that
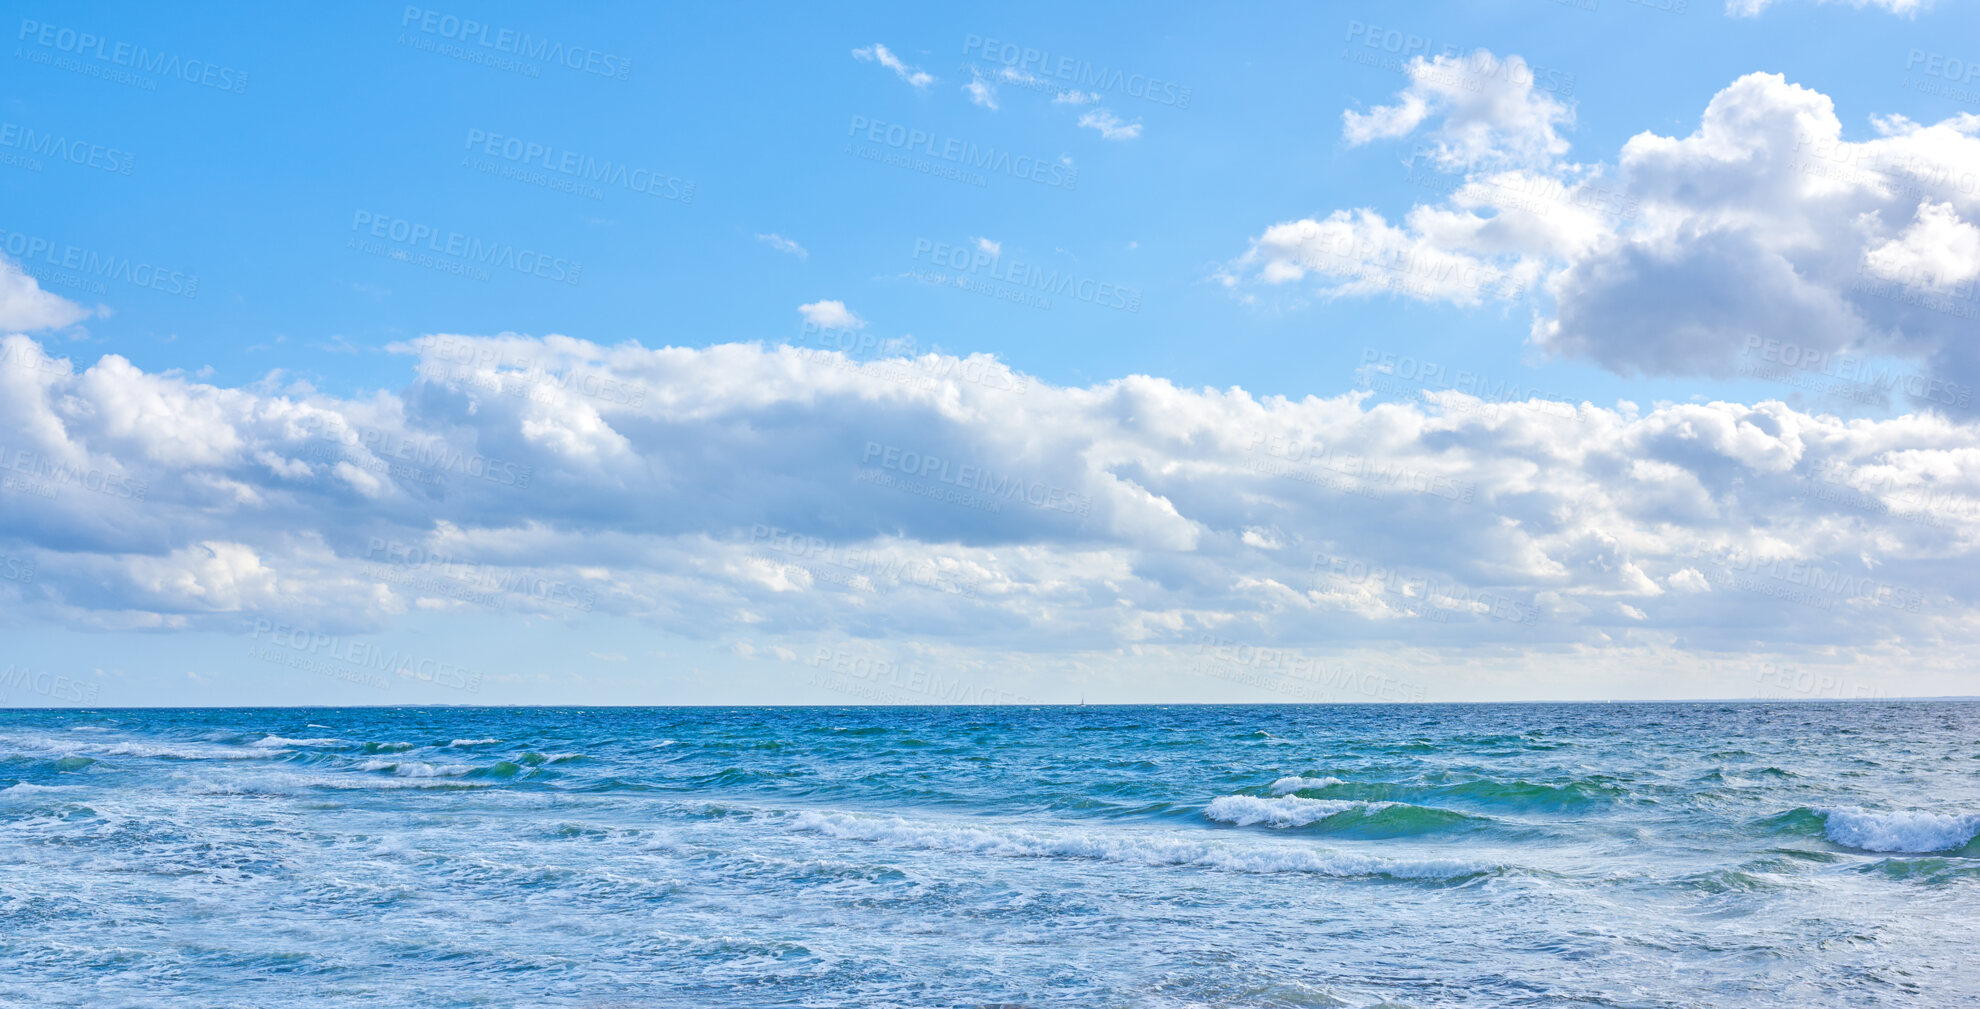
[2,703,1976,1007]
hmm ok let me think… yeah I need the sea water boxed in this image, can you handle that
[2,702,1976,1007]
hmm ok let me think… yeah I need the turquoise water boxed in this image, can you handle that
[2,703,1977,1007]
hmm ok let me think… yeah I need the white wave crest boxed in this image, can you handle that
[252,735,342,748]
[357,760,472,777]
[1206,794,1385,827]
[1268,775,1343,795]
[91,741,274,760]
[448,738,502,747]
[1818,807,1980,853]
[792,811,1489,880]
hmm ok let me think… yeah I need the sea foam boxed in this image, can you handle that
[1817,807,1980,853]
[1205,794,1380,827]
[792,810,1493,880]
[253,736,343,748]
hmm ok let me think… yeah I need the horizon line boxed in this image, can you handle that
[4,696,1976,711]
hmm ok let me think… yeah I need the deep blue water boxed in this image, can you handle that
[2,703,1977,1008]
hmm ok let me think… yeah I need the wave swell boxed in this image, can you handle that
[792,811,1495,880]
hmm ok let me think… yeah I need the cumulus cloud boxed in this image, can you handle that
[797,300,863,330]
[1343,51,1572,171]
[1232,67,1980,388]
[851,43,932,89]
[2,332,1977,686]
[1863,200,1980,290]
[1228,209,1539,305]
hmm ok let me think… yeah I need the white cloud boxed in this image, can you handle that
[851,43,932,89]
[963,72,998,110]
[959,66,1116,135]
[1863,201,1980,290]
[1232,209,1538,305]
[1232,68,1980,387]
[0,258,91,332]
[756,233,808,260]
[1077,109,1142,141]
[974,237,1002,258]
[1542,75,1980,380]
[1343,51,1571,172]
[1668,568,1712,593]
[797,300,864,330]
[3,331,1977,686]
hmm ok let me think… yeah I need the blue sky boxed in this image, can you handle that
[4,0,1980,705]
